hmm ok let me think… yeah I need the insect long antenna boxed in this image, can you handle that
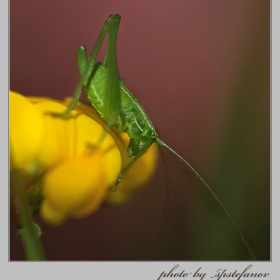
[156,138,257,260]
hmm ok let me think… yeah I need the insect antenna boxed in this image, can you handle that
[155,146,172,248]
[155,138,257,260]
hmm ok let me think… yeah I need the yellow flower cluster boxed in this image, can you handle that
[10,91,158,226]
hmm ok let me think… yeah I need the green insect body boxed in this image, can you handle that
[77,58,158,159]
[60,14,256,260]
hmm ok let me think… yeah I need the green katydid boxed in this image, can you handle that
[58,14,257,260]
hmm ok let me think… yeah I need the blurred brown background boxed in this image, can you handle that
[10,0,270,260]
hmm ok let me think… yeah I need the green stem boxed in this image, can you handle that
[12,170,46,260]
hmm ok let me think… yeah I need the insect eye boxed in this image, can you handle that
[151,132,157,139]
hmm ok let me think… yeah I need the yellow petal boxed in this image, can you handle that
[10,91,45,170]
[33,101,78,167]
[41,151,108,225]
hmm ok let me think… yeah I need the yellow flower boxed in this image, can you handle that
[10,91,158,225]
[10,92,121,225]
